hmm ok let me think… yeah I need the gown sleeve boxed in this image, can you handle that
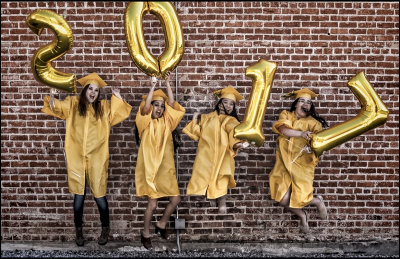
[272,110,293,136]
[164,101,186,131]
[135,101,152,139]
[109,95,132,126]
[183,114,203,141]
[224,117,241,157]
[310,119,323,133]
[42,95,73,120]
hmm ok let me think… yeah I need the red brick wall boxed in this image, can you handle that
[1,1,398,242]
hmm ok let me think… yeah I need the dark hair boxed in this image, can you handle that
[214,98,240,122]
[134,101,181,153]
[78,84,103,120]
[290,98,328,128]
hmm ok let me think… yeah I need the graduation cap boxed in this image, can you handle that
[142,89,168,102]
[77,72,107,88]
[213,86,244,103]
[283,88,318,100]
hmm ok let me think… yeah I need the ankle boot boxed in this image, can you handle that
[98,226,110,245]
[75,227,84,246]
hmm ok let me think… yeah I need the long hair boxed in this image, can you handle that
[134,101,181,153]
[290,98,328,128]
[78,84,103,120]
[214,98,240,122]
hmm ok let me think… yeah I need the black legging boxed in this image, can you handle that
[73,190,110,228]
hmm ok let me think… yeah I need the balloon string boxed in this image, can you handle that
[49,89,67,163]
[284,138,312,164]
[49,88,57,112]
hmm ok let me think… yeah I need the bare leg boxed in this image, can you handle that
[217,195,227,213]
[279,186,308,232]
[209,199,217,207]
[143,198,158,238]
[156,196,181,229]
[309,195,327,219]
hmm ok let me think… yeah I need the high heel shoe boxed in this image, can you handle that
[154,224,168,240]
[141,233,152,250]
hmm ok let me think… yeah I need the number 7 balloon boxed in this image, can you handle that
[311,72,389,157]
[26,9,76,93]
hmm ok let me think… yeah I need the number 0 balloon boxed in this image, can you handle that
[125,1,184,78]
[311,72,389,157]
[26,9,76,93]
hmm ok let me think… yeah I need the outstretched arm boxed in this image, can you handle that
[142,77,157,115]
[278,125,312,141]
[164,72,175,107]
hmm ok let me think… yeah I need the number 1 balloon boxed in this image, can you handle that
[234,59,277,146]
[26,9,76,93]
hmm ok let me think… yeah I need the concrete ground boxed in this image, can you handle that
[1,239,399,258]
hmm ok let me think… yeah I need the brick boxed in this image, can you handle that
[1,0,398,243]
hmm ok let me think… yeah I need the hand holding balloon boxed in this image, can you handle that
[233,141,250,150]
[150,77,158,88]
[193,111,201,121]
[111,86,122,99]
[301,131,312,141]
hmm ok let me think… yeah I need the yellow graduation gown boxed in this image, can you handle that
[269,110,322,208]
[42,95,132,198]
[135,101,185,199]
[183,111,240,199]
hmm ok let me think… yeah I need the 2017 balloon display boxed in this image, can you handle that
[125,1,184,78]
[311,72,389,157]
[234,59,278,146]
[26,9,76,93]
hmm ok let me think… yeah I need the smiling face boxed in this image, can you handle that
[295,97,312,118]
[85,83,100,104]
[151,100,165,119]
[218,98,235,115]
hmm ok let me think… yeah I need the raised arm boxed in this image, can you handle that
[111,86,122,100]
[141,77,157,115]
[164,72,175,107]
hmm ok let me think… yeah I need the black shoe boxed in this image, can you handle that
[98,226,110,245]
[141,233,152,250]
[75,227,84,246]
[154,224,168,240]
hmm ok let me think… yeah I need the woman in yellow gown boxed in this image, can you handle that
[41,72,132,246]
[183,86,247,214]
[134,73,185,250]
[269,88,328,233]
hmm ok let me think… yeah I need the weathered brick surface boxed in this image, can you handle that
[1,1,398,242]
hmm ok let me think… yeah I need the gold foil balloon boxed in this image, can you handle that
[26,9,76,93]
[124,1,184,78]
[234,59,278,146]
[148,2,184,78]
[311,72,389,157]
[125,2,159,77]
